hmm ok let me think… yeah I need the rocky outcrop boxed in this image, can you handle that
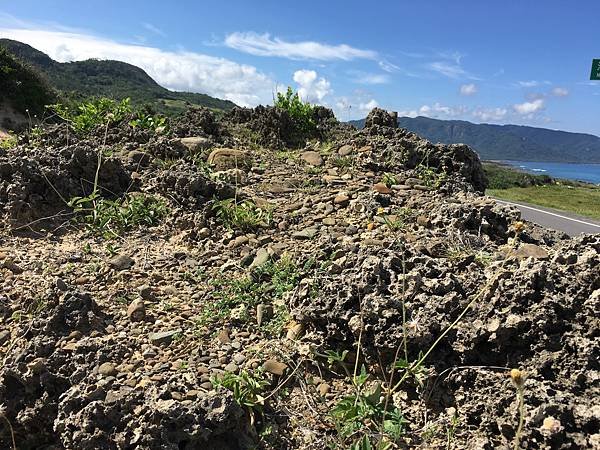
[0,106,596,449]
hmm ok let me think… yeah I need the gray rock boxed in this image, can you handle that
[180,136,212,154]
[249,248,270,269]
[98,362,117,376]
[149,329,182,345]
[293,227,318,240]
[127,298,145,322]
[301,151,323,166]
[108,254,135,270]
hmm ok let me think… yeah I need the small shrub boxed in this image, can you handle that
[211,370,270,421]
[274,87,316,133]
[50,97,133,135]
[332,371,406,448]
[414,164,447,188]
[213,198,272,231]
[380,172,398,187]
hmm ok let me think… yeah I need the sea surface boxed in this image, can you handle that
[503,161,600,185]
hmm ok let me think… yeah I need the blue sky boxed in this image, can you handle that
[1,0,600,134]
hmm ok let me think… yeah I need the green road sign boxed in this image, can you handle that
[591,59,600,80]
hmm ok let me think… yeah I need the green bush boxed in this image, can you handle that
[274,87,316,133]
[0,47,56,117]
[50,97,133,134]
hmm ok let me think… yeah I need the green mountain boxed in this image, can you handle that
[349,116,600,163]
[0,39,236,115]
[0,46,57,119]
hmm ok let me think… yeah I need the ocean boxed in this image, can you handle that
[503,161,600,185]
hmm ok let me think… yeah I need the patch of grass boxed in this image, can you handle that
[198,257,302,333]
[213,198,273,231]
[0,132,18,150]
[332,156,353,170]
[69,192,168,237]
[379,207,414,232]
[488,184,600,220]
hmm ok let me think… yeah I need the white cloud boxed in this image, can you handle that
[460,83,478,96]
[551,87,569,97]
[428,61,468,79]
[513,98,545,115]
[333,94,380,119]
[359,99,379,111]
[472,107,507,121]
[224,32,376,61]
[418,102,469,118]
[293,69,331,103]
[142,22,166,37]
[516,80,551,88]
[350,72,390,85]
[0,27,275,107]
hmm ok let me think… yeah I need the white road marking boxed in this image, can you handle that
[495,200,600,228]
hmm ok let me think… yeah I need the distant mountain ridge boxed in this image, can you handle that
[0,39,236,114]
[349,116,600,163]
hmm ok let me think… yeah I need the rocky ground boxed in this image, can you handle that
[0,107,598,449]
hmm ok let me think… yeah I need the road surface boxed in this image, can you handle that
[493,199,600,236]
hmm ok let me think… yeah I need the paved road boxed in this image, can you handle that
[493,199,600,236]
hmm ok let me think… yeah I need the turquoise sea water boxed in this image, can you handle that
[503,161,600,185]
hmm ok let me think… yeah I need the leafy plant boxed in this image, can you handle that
[414,163,447,188]
[274,86,316,133]
[381,207,414,232]
[0,133,18,150]
[129,112,167,132]
[212,198,272,231]
[211,369,270,423]
[69,192,168,237]
[50,97,132,134]
[380,172,398,187]
[332,380,405,448]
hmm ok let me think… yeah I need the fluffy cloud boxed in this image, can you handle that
[513,98,545,115]
[334,95,379,118]
[460,83,478,96]
[472,107,507,121]
[293,69,331,103]
[359,99,379,111]
[418,102,469,118]
[0,27,275,107]
[225,32,376,61]
[551,87,569,97]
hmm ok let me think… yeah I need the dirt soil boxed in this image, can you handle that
[0,107,598,449]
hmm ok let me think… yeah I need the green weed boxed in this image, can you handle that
[211,369,270,422]
[69,192,168,238]
[274,86,316,133]
[415,163,447,188]
[213,198,273,231]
